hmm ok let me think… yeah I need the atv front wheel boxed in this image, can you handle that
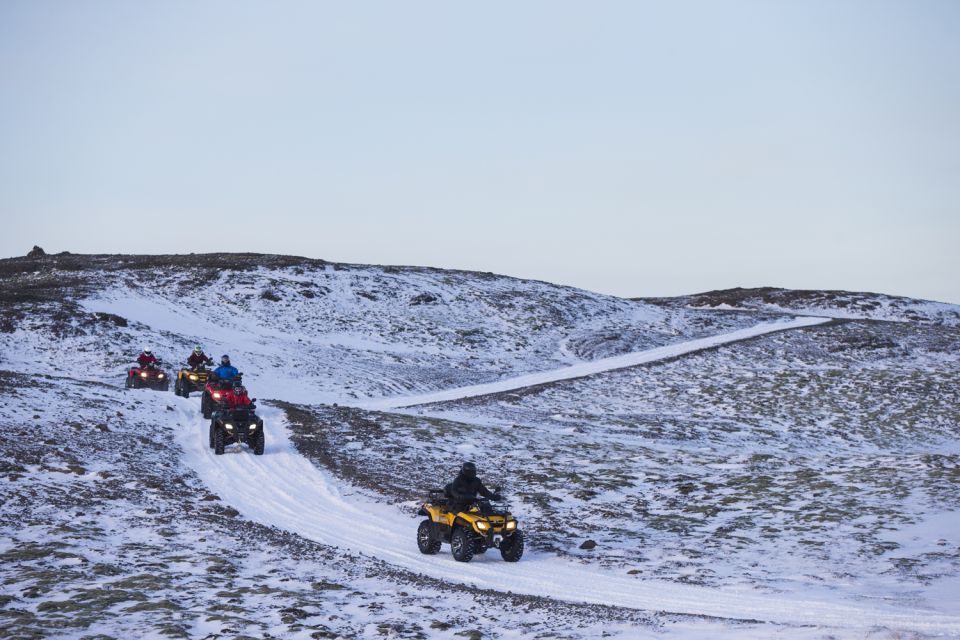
[208,420,216,449]
[214,425,225,455]
[417,520,441,555]
[124,375,132,389]
[252,428,265,455]
[201,394,212,419]
[451,526,475,562]
[500,530,524,562]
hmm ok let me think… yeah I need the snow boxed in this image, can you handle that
[359,316,832,410]
[3,256,960,638]
[175,400,960,635]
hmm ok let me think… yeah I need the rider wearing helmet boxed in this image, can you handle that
[445,461,502,515]
[212,355,239,382]
[221,378,253,409]
[187,345,214,369]
[137,347,158,369]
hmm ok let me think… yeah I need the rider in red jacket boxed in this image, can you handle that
[221,381,253,409]
[187,345,214,369]
[137,347,158,369]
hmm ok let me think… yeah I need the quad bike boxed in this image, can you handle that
[174,365,209,398]
[125,361,170,391]
[200,374,240,419]
[209,403,264,456]
[417,489,524,562]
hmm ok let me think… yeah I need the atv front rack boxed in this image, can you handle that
[426,488,449,506]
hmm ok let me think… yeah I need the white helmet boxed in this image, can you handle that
[143,346,153,355]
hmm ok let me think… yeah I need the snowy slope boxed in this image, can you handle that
[655,286,960,325]
[176,402,960,634]
[359,316,832,409]
[2,252,959,639]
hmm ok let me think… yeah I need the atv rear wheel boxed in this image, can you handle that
[214,425,225,455]
[417,520,442,554]
[252,428,265,455]
[500,530,524,562]
[451,526,475,562]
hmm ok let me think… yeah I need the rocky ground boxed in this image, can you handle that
[0,372,662,639]
[1,252,958,638]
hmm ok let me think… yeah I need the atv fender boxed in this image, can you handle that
[417,507,429,517]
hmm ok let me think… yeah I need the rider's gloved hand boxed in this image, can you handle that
[492,493,503,501]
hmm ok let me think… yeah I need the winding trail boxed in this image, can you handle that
[175,403,960,633]
[358,316,832,410]
[174,315,960,633]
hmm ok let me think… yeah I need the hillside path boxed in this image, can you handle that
[358,316,832,410]
[174,402,960,633]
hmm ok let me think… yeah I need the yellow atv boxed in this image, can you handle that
[417,489,524,562]
[174,366,209,398]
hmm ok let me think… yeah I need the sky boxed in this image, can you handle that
[1,1,958,303]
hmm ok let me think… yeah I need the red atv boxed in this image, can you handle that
[209,384,264,455]
[125,361,170,391]
[201,374,240,419]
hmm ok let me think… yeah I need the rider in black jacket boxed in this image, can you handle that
[446,462,502,514]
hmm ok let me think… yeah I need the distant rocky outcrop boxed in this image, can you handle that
[27,246,45,258]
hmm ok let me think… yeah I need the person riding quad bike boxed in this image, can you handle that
[416,462,524,563]
[200,356,242,418]
[175,346,214,398]
[126,346,170,391]
[212,354,239,382]
[447,462,502,513]
[209,378,264,456]
[187,345,214,370]
[137,347,158,369]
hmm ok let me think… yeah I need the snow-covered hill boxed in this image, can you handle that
[1,252,958,639]
[648,286,960,325]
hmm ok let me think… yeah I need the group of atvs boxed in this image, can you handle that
[126,346,264,456]
[125,347,522,562]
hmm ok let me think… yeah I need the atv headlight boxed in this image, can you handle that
[140,372,148,378]
[224,423,233,431]
[157,374,165,379]
[505,520,517,531]
[213,392,221,400]
[476,521,490,531]
[189,374,198,380]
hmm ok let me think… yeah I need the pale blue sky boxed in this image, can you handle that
[2,1,958,302]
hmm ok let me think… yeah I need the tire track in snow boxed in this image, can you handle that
[174,400,960,633]
[174,317,960,632]
[355,316,834,410]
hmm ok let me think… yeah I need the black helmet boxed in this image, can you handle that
[461,461,477,479]
[221,355,231,366]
